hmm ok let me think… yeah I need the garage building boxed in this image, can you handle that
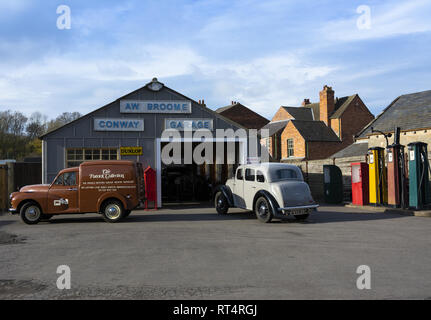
[40,78,250,206]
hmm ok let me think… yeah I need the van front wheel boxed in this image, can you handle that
[102,200,124,223]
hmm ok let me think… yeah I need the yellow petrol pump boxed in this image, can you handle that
[368,147,388,205]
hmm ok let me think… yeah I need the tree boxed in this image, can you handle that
[47,112,81,132]
[26,112,48,139]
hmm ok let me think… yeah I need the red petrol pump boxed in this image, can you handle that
[144,166,157,210]
[386,128,408,208]
[351,162,369,205]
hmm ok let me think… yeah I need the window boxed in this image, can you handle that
[53,172,77,186]
[245,169,255,181]
[236,168,243,180]
[54,174,64,185]
[256,170,265,183]
[271,169,298,181]
[287,139,294,157]
[66,148,118,168]
[64,172,77,186]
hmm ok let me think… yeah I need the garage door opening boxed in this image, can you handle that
[159,140,244,205]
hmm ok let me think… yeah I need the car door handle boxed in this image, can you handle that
[68,188,77,191]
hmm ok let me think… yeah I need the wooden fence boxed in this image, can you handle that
[0,165,8,212]
[0,162,42,211]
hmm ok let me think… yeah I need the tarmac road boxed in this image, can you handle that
[0,205,430,300]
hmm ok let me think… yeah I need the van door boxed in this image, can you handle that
[233,168,245,208]
[243,168,256,210]
[47,171,79,214]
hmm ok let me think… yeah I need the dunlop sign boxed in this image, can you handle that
[120,100,192,114]
[121,147,143,156]
[94,118,144,131]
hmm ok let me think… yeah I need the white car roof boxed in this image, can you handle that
[238,162,302,176]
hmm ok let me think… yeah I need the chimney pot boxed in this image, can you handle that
[302,99,311,106]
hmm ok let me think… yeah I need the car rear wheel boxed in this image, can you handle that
[214,191,229,215]
[20,202,42,225]
[255,197,273,223]
[294,214,309,220]
[102,200,124,223]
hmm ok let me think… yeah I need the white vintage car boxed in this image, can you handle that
[214,163,319,223]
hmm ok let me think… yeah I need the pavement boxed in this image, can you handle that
[0,204,430,300]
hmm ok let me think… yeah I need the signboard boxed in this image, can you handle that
[120,100,192,114]
[165,119,214,131]
[94,119,144,132]
[121,147,143,156]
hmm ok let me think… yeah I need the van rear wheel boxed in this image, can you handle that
[102,200,124,223]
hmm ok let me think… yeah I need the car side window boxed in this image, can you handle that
[64,172,77,186]
[236,168,243,180]
[245,169,255,181]
[256,171,265,183]
[54,174,64,185]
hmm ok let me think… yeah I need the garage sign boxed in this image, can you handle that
[94,119,144,131]
[120,147,143,156]
[165,119,213,131]
[120,100,192,114]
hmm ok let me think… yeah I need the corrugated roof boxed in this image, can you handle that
[291,120,341,142]
[358,89,431,138]
[282,107,314,120]
[260,120,290,136]
[40,80,247,139]
[330,142,369,158]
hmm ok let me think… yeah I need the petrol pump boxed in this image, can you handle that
[368,147,388,205]
[408,142,431,210]
[386,128,407,208]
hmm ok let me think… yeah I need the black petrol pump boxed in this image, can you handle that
[323,165,343,204]
[386,127,408,208]
[408,142,431,210]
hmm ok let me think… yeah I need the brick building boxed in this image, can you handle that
[216,102,269,130]
[261,85,374,161]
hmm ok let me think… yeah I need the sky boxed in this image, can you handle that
[0,0,430,120]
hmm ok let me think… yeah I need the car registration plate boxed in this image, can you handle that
[291,209,308,216]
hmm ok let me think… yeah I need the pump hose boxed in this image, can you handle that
[378,153,384,204]
[417,147,430,206]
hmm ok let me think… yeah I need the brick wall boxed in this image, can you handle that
[339,95,374,147]
[271,107,292,122]
[307,141,343,160]
[282,155,368,202]
[280,121,306,159]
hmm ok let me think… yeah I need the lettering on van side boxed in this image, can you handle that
[89,169,125,180]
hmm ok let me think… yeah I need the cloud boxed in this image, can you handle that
[0,40,334,118]
[322,0,431,42]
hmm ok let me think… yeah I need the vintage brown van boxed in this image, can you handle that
[9,161,145,224]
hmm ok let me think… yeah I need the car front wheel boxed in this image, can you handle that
[20,202,42,225]
[214,191,229,215]
[255,197,273,223]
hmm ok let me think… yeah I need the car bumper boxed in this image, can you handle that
[9,208,18,215]
[277,204,319,216]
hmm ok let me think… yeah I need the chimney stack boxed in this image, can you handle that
[302,99,311,106]
[319,85,335,127]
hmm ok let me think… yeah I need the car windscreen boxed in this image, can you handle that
[270,168,300,182]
